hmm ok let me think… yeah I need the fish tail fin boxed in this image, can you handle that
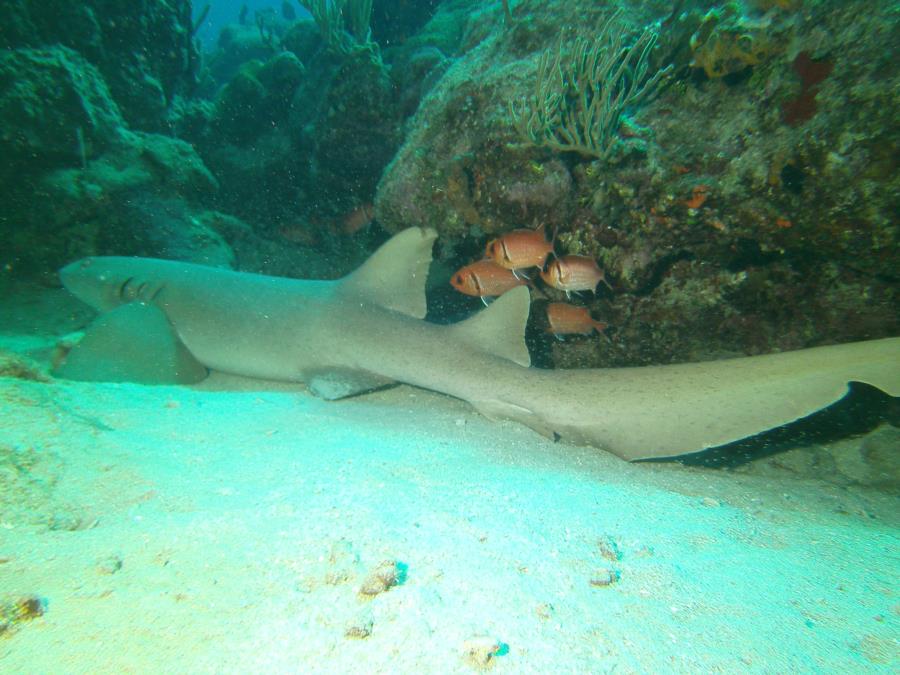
[546,227,558,268]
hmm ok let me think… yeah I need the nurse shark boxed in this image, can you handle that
[58,227,900,462]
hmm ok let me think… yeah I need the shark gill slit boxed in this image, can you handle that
[118,276,135,301]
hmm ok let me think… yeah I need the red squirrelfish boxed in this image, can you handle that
[541,255,612,294]
[546,302,607,337]
[484,225,554,272]
[451,259,526,304]
[341,203,375,235]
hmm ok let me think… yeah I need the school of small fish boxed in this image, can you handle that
[450,225,611,339]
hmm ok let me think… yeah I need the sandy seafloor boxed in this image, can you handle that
[1,285,898,673]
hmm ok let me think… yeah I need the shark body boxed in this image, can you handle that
[59,227,900,461]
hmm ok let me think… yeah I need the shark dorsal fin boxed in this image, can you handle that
[339,227,437,318]
[451,286,532,367]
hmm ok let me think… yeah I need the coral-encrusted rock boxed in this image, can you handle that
[377,0,898,367]
[0,47,124,182]
[0,0,200,131]
[375,1,671,239]
[375,28,523,239]
[0,350,50,382]
[4,130,227,278]
[199,51,308,227]
[0,595,45,637]
[291,50,402,213]
[209,18,307,89]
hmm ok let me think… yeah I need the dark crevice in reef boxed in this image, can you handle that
[631,250,695,297]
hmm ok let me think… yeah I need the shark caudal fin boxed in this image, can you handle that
[339,227,438,318]
[451,286,531,367]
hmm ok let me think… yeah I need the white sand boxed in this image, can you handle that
[1,369,898,673]
[1,283,897,672]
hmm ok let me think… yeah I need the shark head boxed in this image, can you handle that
[60,257,163,312]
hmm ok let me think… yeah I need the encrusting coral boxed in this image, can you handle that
[689,4,771,78]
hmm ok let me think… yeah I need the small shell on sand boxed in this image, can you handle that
[344,610,374,639]
[358,559,404,597]
[597,535,622,562]
[589,568,619,587]
[462,635,504,669]
[96,554,123,575]
[0,595,45,636]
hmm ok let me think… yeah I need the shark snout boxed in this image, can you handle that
[59,257,119,310]
[59,257,96,290]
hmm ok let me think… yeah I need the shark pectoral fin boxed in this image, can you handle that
[306,368,395,400]
[338,227,438,318]
[451,286,531,367]
[53,302,208,385]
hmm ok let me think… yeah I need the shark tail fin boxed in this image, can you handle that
[339,227,438,319]
[451,286,531,367]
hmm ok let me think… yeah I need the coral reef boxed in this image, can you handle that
[376,0,898,366]
[299,0,377,55]
[0,47,125,181]
[0,0,200,131]
[509,10,672,159]
[689,4,771,78]
[0,0,896,369]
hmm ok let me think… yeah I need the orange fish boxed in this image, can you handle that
[451,259,526,305]
[484,225,555,273]
[341,203,375,235]
[541,255,612,296]
[683,184,710,209]
[546,302,607,338]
